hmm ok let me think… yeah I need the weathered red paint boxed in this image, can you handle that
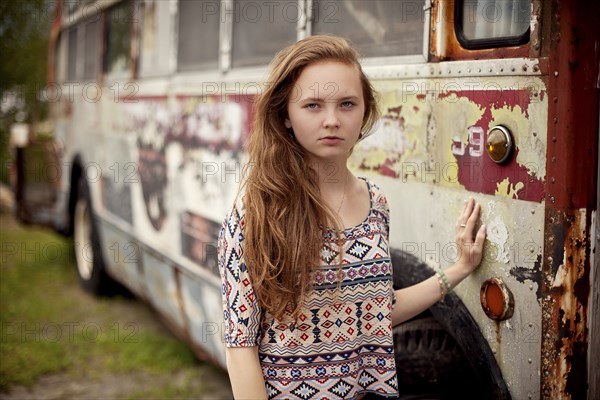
[448,89,545,202]
[541,0,599,398]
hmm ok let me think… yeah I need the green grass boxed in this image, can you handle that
[0,213,225,396]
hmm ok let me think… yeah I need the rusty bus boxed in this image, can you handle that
[12,0,599,398]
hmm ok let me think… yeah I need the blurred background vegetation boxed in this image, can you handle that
[0,0,50,186]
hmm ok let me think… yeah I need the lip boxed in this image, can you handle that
[319,136,344,145]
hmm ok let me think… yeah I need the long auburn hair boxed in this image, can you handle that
[240,35,379,320]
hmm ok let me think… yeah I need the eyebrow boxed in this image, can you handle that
[299,95,361,103]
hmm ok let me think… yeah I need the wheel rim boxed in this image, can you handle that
[74,197,93,280]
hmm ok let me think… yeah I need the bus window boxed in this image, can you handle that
[104,1,132,79]
[232,0,297,67]
[83,19,100,81]
[456,0,530,49]
[312,0,426,58]
[178,0,220,71]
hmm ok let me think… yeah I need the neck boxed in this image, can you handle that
[309,159,349,192]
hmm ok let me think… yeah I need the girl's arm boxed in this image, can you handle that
[226,346,268,400]
[391,198,487,326]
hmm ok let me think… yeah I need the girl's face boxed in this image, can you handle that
[285,61,365,165]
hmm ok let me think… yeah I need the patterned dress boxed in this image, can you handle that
[218,178,399,399]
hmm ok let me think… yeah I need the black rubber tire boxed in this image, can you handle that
[73,177,118,295]
[393,315,479,399]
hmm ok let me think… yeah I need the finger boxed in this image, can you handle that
[474,224,487,247]
[458,198,473,226]
[464,203,480,233]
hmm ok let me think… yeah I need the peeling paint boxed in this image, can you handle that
[495,177,525,199]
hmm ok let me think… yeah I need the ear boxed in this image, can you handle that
[284,118,292,129]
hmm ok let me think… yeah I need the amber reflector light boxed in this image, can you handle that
[480,277,514,320]
[486,125,513,163]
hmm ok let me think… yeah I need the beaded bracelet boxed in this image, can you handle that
[436,274,447,303]
[436,268,453,294]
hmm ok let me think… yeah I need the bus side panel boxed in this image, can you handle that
[90,92,252,365]
[350,70,548,399]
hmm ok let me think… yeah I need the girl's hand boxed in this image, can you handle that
[455,198,486,274]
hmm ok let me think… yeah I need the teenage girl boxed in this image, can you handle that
[218,35,486,400]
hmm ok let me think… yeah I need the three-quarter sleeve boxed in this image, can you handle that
[217,199,262,347]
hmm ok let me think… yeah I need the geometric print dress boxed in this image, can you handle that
[218,177,400,399]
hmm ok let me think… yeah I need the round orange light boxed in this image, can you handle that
[480,277,514,320]
[486,125,513,163]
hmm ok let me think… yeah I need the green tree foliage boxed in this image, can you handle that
[0,0,52,125]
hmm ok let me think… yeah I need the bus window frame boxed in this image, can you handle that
[217,0,432,75]
[454,0,531,50]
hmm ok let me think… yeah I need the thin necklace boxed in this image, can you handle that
[336,172,349,214]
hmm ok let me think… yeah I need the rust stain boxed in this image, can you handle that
[429,0,530,61]
[541,209,592,399]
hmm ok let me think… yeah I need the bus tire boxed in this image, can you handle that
[73,177,116,295]
[393,316,476,398]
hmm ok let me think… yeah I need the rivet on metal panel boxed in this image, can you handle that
[488,68,492,72]
[529,322,533,327]
[548,256,553,263]
[500,68,504,72]
[552,156,556,163]
[550,196,555,203]
[529,284,534,290]
[478,68,482,73]
[551,177,555,183]
[554,71,559,76]
[552,136,557,142]
[549,236,554,242]
[522,65,528,72]
[553,118,558,124]
[528,358,533,364]
[511,67,515,72]
[533,131,537,137]
[553,97,558,103]
[533,64,539,72]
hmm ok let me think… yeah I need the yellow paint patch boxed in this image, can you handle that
[495,177,525,199]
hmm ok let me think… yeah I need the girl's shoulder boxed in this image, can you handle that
[359,176,389,216]
[222,193,247,234]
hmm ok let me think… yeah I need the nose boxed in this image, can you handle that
[322,108,340,129]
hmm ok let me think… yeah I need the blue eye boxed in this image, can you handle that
[341,101,355,108]
[305,103,319,110]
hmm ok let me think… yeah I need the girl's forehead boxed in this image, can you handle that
[298,60,357,76]
[294,61,361,87]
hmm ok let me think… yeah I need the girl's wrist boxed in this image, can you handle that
[447,262,472,286]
